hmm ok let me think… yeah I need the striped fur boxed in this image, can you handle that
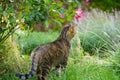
[16,23,76,80]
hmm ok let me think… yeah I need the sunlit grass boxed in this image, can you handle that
[75,9,120,56]
[1,55,119,80]
[48,54,119,80]
[15,30,58,55]
[0,9,120,80]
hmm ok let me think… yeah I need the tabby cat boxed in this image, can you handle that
[16,22,76,80]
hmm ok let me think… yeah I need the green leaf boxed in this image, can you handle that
[8,16,16,23]
[57,1,62,7]
[59,8,64,14]
[0,6,3,14]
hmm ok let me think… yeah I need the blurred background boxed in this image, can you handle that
[0,0,120,80]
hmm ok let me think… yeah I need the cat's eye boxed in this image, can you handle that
[69,27,74,33]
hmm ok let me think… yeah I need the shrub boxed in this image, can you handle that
[0,39,30,77]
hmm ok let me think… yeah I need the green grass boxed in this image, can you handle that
[48,57,119,80]
[15,30,58,55]
[1,56,119,80]
[1,9,120,80]
[76,9,120,55]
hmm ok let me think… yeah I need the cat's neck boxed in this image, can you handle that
[56,36,70,43]
[56,34,72,42]
[55,37,71,48]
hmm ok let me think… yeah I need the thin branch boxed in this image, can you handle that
[0,26,20,43]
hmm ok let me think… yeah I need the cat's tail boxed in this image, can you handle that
[15,53,38,79]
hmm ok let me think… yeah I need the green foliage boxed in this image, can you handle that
[0,0,78,43]
[0,40,32,78]
[111,45,120,78]
[79,30,114,55]
[0,28,120,80]
[89,0,120,11]
[48,59,118,80]
[15,30,58,55]
[77,9,120,56]
[0,41,16,76]
[1,6,120,80]
[1,56,119,80]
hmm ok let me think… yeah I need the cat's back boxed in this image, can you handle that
[33,40,66,53]
[33,42,53,53]
[31,40,68,60]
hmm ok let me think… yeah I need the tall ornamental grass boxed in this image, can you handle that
[75,9,120,56]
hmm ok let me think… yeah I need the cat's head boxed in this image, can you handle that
[60,22,76,41]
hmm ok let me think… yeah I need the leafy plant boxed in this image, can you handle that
[0,0,78,43]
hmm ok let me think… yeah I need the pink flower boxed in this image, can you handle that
[59,13,64,18]
[74,8,83,20]
[85,0,89,3]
